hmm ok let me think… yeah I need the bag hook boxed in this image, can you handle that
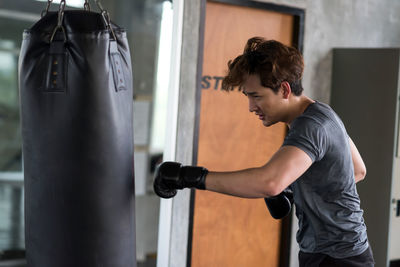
[50,0,67,43]
[94,0,117,41]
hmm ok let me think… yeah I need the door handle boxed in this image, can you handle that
[393,198,400,217]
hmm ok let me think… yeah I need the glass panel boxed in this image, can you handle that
[0,49,21,172]
[0,13,30,265]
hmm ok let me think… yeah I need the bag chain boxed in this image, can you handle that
[41,0,117,42]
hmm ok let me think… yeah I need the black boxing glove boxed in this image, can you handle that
[264,188,294,219]
[153,161,209,199]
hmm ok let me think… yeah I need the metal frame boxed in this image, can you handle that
[156,0,185,265]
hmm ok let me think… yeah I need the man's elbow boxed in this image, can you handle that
[262,180,284,197]
[355,167,367,183]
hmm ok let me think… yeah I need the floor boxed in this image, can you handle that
[0,259,26,267]
[0,258,156,267]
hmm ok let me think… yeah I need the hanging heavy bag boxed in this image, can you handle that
[18,0,136,266]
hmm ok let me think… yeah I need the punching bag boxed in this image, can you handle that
[18,1,136,266]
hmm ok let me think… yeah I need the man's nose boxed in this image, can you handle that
[248,98,257,112]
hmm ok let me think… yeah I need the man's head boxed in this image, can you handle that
[222,37,305,126]
[222,37,304,94]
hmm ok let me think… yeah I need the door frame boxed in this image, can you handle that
[188,1,305,267]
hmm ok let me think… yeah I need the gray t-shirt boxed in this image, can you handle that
[283,101,369,258]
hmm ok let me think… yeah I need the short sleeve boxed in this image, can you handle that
[283,117,328,162]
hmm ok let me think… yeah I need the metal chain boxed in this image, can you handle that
[56,0,66,27]
[50,0,67,42]
[42,0,92,16]
[94,0,104,12]
[42,0,115,42]
[84,0,91,11]
[94,0,117,41]
[41,0,53,17]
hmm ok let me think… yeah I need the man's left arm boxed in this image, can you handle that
[348,137,367,183]
[205,145,312,198]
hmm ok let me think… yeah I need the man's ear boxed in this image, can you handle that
[280,81,292,99]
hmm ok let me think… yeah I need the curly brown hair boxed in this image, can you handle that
[221,37,304,96]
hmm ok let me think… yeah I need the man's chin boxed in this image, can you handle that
[262,120,276,127]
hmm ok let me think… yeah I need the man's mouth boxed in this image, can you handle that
[256,114,265,120]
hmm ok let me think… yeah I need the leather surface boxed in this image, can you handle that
[19,10,136,267]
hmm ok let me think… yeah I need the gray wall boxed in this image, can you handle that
[258,0,400,103]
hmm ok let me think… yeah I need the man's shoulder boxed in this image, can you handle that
[295,101,339,129]
[304,101,334,119]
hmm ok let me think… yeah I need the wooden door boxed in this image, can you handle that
[191,2,295,266]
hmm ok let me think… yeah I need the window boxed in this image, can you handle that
[0,16,31,265]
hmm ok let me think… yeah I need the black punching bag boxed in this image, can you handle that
[18,1,136,266]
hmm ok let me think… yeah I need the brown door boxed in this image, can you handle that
[191,1,295,267]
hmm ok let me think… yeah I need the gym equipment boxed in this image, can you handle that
[19,1,136,266]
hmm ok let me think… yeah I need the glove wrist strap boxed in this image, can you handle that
[181,166,208,190]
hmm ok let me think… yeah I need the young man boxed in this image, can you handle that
[153,37,374,267]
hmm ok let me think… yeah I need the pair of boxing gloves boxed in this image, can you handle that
[153,161,294,219]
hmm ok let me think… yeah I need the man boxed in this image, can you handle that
[153,37,374,267]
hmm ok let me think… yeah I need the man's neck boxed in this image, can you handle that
[285,95,315,127]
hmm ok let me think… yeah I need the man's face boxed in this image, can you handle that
[242,74,286,127]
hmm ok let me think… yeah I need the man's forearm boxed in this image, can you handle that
[205,168,277,198]
[153,146,312,199]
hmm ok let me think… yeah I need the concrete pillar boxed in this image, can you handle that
[156,0,205,266]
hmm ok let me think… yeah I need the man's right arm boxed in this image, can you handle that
[349,137,367,183]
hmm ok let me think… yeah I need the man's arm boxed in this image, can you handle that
[205,145,313,198]
[349,137,367,183]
